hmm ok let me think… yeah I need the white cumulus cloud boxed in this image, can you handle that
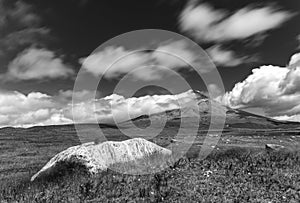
[0,91,70,127]
[219,52,300,121]
[0,89,198,128]
[70,90,197,124]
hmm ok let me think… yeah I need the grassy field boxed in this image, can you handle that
[1,148,300,202]
[0,124,300,202]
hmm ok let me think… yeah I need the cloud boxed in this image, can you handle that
[0,0,49,54]
[218,52,300,121]
[297,35,300,49]
[0,0,41,30]
[81,46,151,80]
[0,89,198,127]
[154,40,199,68]
[0,91,70,127]
[0,89,101,127]
[0,91,55,115]
[0,1,67,83]
[1,28,50,52]
[289,52,300,67]
[273,114,300,122]
[56,89,101,103]
[179,3,294,43]
[207,45,253,67]
[81,40,212,80]
[71,90,197,124]
[1,48,74,81]
[207,83,222,98]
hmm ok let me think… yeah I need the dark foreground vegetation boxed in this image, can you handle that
[1,148,300,203]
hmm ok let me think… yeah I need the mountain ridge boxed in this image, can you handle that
[126,90,300,129]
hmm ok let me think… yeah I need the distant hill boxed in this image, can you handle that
[124,90,300,130]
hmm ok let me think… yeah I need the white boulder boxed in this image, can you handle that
[31,138,171,181]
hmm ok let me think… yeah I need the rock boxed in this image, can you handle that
[265,144,285,151]
[31,138,171,181]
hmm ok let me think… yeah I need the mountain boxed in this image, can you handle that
[125,90,299,130]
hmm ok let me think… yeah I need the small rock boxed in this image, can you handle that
[265,144,285,151]
[204,170,213,177]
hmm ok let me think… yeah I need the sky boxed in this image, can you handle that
[0,0,300,127]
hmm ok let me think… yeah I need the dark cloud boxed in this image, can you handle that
[0,48,74,81]
[0,28,50,52]
[0,0,41,31]
[0,0,52,62]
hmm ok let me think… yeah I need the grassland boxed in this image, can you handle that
[0,124,300,202]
